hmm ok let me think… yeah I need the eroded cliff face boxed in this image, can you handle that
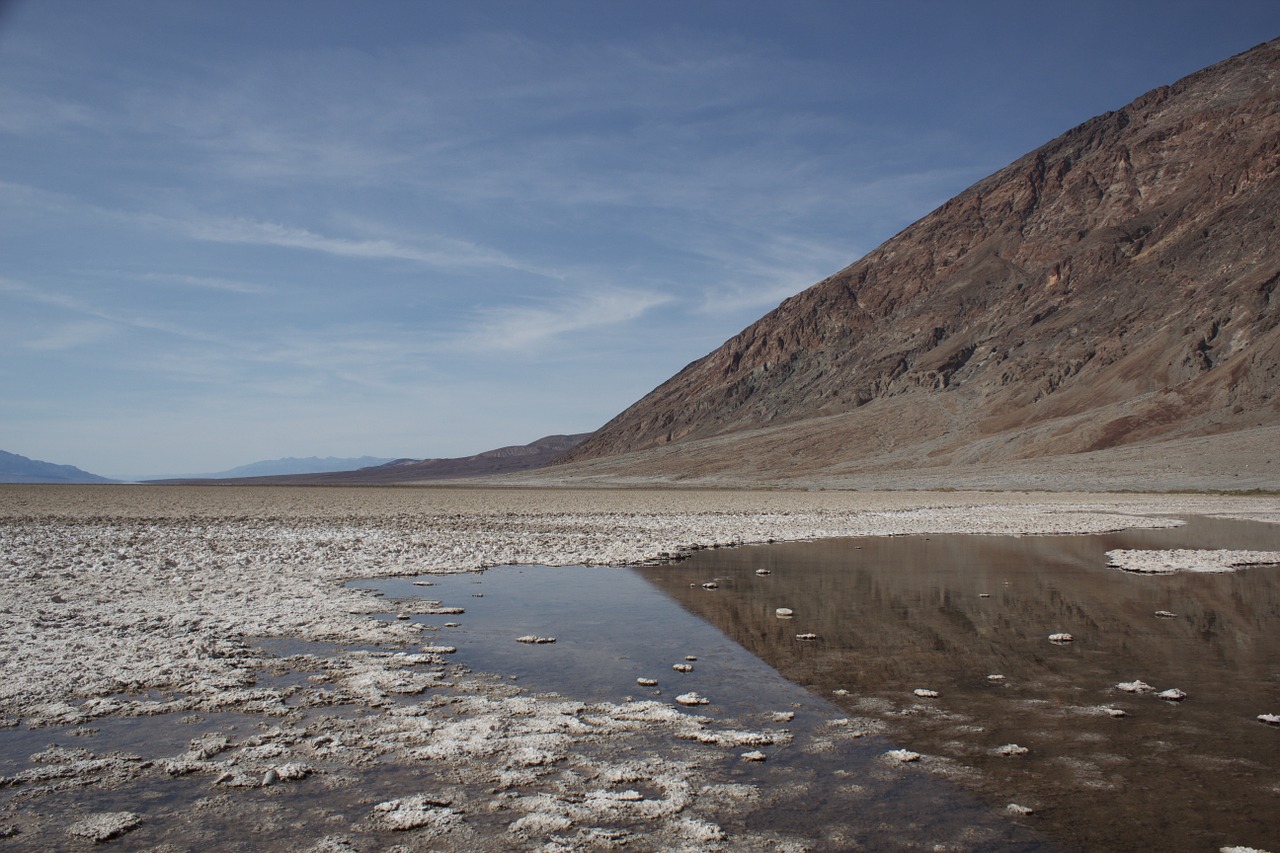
[567,39,1280,471]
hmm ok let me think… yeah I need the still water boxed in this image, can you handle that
[643,516,1280,852]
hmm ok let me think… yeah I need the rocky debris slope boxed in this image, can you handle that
[563,38,1280,483]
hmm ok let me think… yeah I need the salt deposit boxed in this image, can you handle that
[1106,548,1280,574]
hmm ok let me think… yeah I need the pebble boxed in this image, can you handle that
[1005,804,1034,817]
[636,678,658,687]
[795,633,819,641]
[1258,714,1280,725]
[701,582,719,589]
[986,674,1005,682]
[1157,688,1187,702]
[913,688,939,699]
[1155,610,1178,618]
[995,743,1029,757]
[676,692,709,706]
[884,749,921,763]
[684,655,697,661]
[979,593,991,598]
[1048,632,1073,643]
[515,635,556,644]
[741,750,767,761]
[755,569,771,575]
[672,663,693,673]
[775,608,794,618]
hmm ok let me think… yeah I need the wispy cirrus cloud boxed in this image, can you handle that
[448,286,675,353]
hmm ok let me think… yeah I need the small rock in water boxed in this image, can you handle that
[913,688,939,699]
[979,593,991,598]
[1157,688,1187,702]
[672,663,693,673]
[516,635,556,644]
[795,632,819,641]
[885,749,921,763]
[701,582,719,589]
[755,568,771,575]
[832,688,850,696]
[684,655,697,661]
[1102,707,1128,718]
[262,768,280,786]
[771,710,795,722]
[396,613,411,620]
[444,622,460,628]
[65,812,142,843]
[1155,610,1178,618]
[1048,632,1074,643]
[676,692,709,706]
[741,750,767,761]
[636,678,658,687]
[987,674,1005,682]
[1005,803,1035,817]
[995,743,1029,757]
[775,607,794,618]
[412,580,435,586]
[1117,680,1154,694]
[1258,713,1280,725]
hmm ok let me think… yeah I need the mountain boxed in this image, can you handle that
[0,450,116,484]
[556,39,1280,490]
[147,456,397,481]
[159,434,591,485]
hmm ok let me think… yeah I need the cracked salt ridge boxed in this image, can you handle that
[1106,548,1280,574]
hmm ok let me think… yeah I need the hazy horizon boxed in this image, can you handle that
[4,1,1279,480]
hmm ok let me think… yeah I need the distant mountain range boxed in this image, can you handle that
[0,450,116,484]
[149,435,590,485]
[145,456,397,481]
[556,38,1280,489]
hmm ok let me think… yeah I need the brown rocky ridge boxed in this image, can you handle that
[552,38,1280,490]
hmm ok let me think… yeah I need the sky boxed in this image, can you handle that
[2,1,1279,479]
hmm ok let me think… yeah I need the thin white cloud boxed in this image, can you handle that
[137,272,270,295]
[449,287,675,353]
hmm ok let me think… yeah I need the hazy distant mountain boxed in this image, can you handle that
[560,38,1280,487]
[0,450,116,484]
[162,435,591,484]
[151,456,397,481]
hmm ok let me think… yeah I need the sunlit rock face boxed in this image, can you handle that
[564,39,1280,484]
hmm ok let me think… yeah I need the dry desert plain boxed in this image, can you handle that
[2,484,1279,851]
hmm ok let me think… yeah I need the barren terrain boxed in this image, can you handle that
[1,485,1278,850]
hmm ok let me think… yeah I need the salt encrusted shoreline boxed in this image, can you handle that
[1105,548,1280,573]
[2,486,1278,850]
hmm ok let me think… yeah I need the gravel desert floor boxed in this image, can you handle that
[1,485,1278,851]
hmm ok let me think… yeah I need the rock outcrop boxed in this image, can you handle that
[562,39,1280,485]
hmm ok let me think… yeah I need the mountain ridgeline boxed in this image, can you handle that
[561,39,1280,484]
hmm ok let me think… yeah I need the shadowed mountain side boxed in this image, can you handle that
[155,434,590,485]
[0,450,116,484]
[559,38,1280,487]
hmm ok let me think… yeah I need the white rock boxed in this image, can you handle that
[1155,610,1178,618]
[636,678,658,687]
[672,663,693,673]
[515,635,555,644]
[795,632,819,641]
[701,582,719,589]
[1005,803,1034,816]
[1117,680,1154,693]
[65,812,142,842]
[884,749,921,763]
[1258,713,1280,725]
[771,711,795,722]
[755,569,771,575]
[775,608,794,618]
[913,688,938,698]
[676,692,709,706]
[979,593,991,598]
[741,750,767,761]
[986,674,1005,682]
[1157,688,1187,702]
[1048,632,1073,643]
[995,743,1029,757]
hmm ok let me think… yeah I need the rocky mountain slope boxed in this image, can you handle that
[559,38,1280,488]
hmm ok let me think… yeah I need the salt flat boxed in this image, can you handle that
[2,485,1278,850]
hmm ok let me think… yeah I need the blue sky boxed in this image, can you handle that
[2,1,1278,479]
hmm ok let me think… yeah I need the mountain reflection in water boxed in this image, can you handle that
[639,516,1280,853]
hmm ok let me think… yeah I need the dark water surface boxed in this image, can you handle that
[640,516,1280,852]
